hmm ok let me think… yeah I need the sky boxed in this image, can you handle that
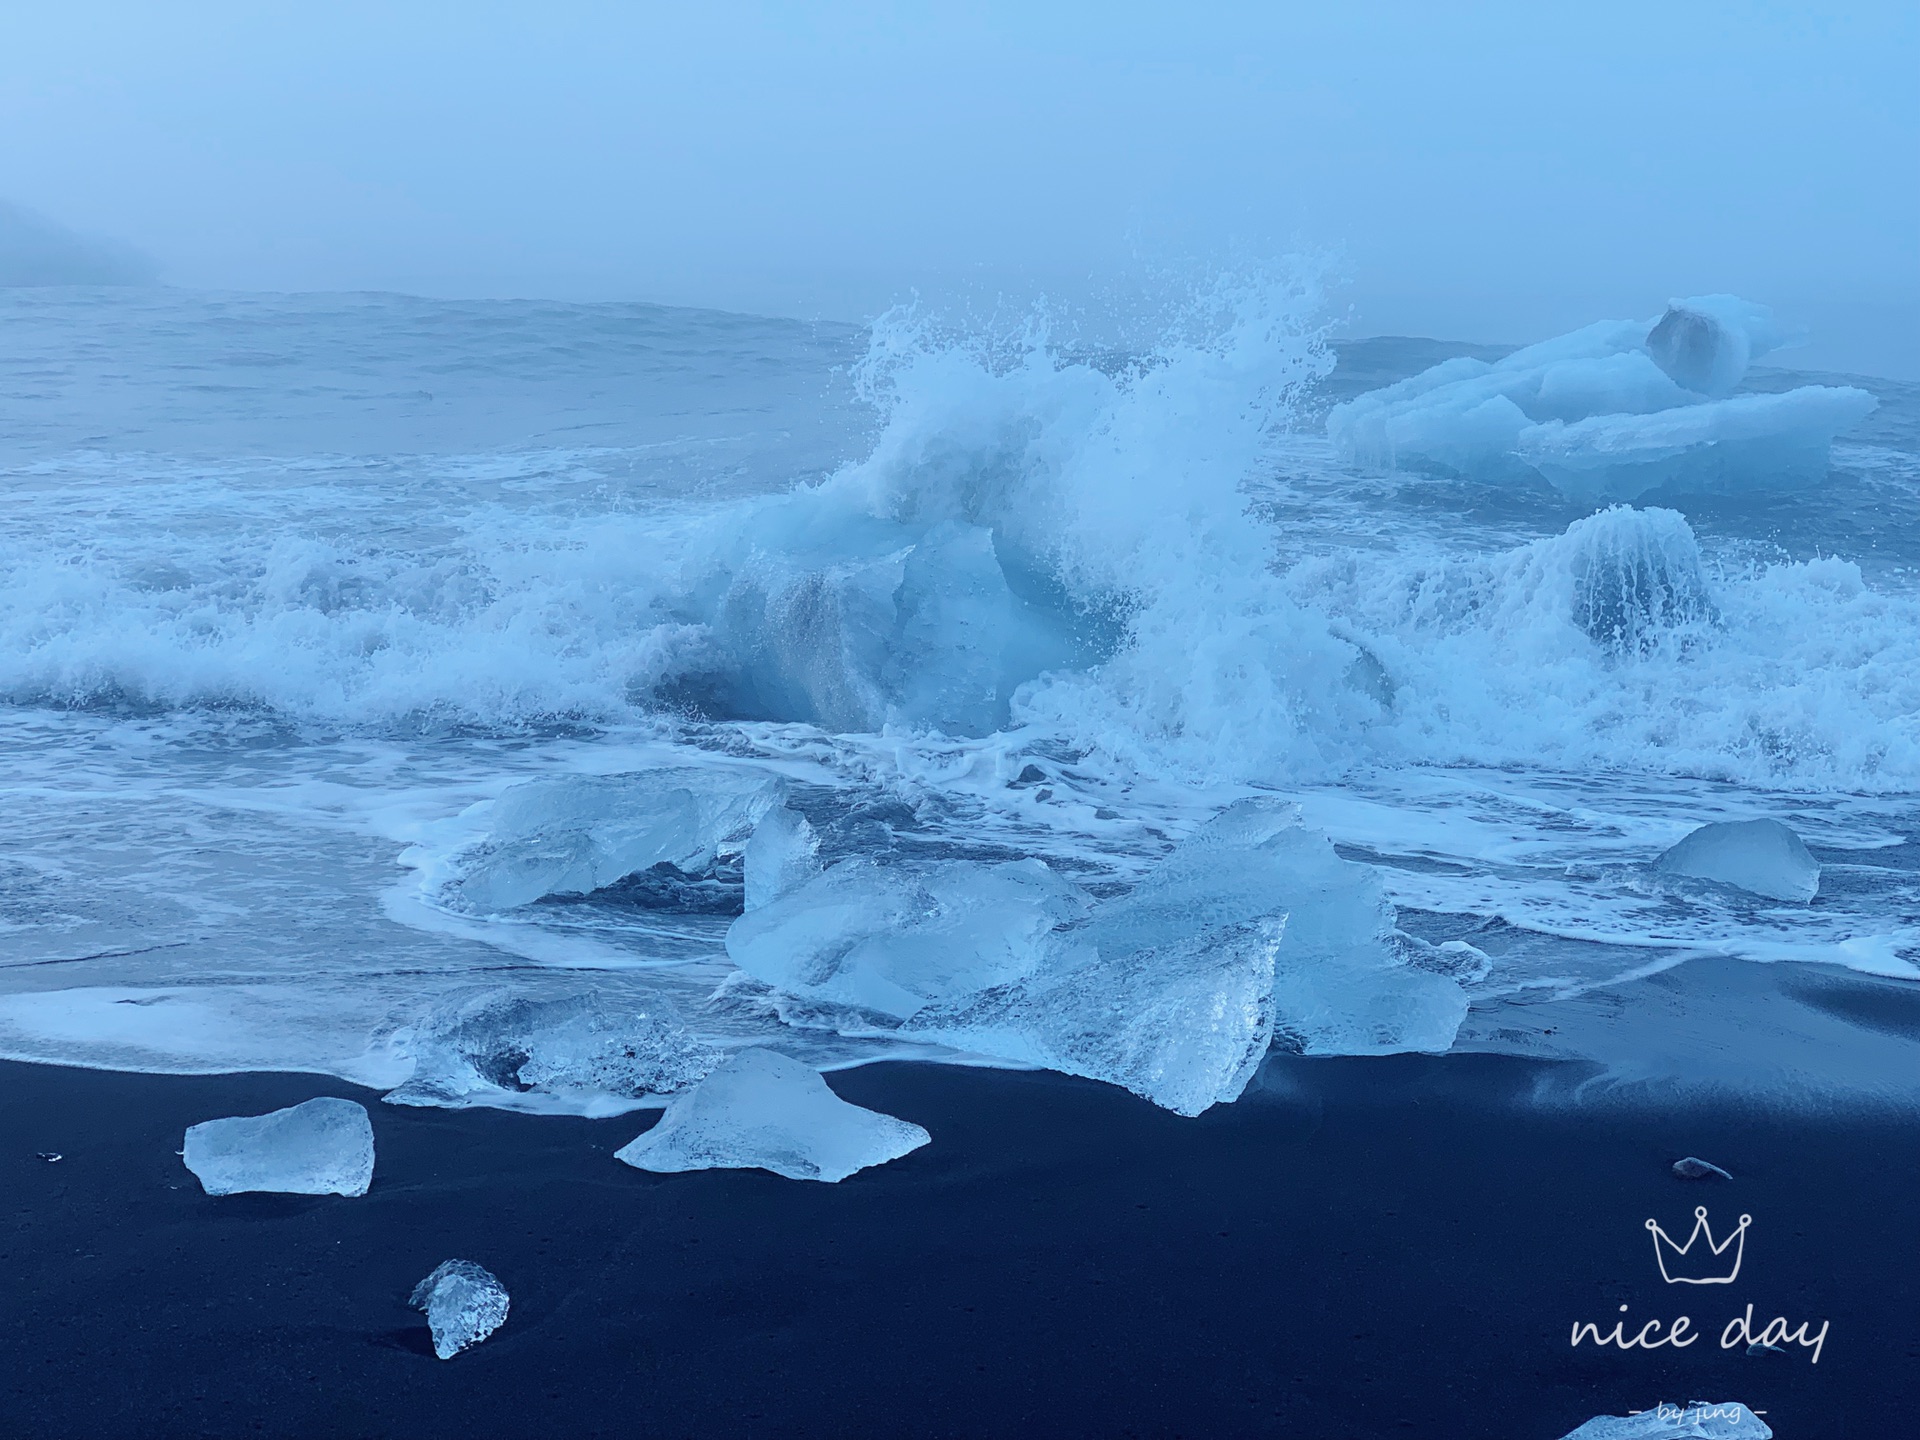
[3,1,1916,375]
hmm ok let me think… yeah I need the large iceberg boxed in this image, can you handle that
[181,1097,375,1197]
[1656,819,1821,903]
[451,768,782,912]
[727,799,1467,1115]
[1328,296,1875,502]
[614,1047,930,1181]
[1518,386,1878,503]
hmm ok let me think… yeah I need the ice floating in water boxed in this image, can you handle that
[743,804,822,911]
[1657,819,1821,903]
[1518,387,1878,505]
[614,1047,930,1182]
[1557,1400,1771,1439]
[1558,507,1715,656]
[410,1260,509,1360]
[181,1097,374,1197]
[1328,295,1875,502]
[385,990,718,1113]
[1646,296,1791,399]
[1673,1156,1733,1181]
[453,768,781,912]
[730,799,1466,1116]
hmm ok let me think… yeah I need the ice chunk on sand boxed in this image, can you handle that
[615,1048,929,1182]
[385,990,718,1113]
[182,1097,374,1197]
[454,768,782,912]
[1673,1156,1733,1180]
[734,799,1466,1116]
[743,804,821,911]
[410,1260,509,1359]
[1558,1400,1771,1439]
[903,918,1284,1117]
[1081,800,1468,1061]
[1515,386,1877,504]
[727,856,1092,1019]
[1656,819,1821,903]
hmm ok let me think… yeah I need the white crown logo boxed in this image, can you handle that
[1646,1206,1750,1285]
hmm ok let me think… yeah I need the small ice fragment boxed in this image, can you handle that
[614,1048,929,1183]
[181,1097,374,1197]
[1746,1340,1788,1356]
[409,1260,509,1360]
[1673,1156,1733,1181]
[1557,1400,1772,1438]
[1656,819,1821,903]
[35,1151,61,1163]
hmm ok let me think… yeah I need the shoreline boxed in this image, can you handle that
[3,1051,1914,1437]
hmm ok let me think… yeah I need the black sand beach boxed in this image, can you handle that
[3,1049,1914,1439]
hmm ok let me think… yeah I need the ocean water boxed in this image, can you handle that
[5,279,1919,1111]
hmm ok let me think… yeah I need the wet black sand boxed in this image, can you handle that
[3,1053,1915,1438]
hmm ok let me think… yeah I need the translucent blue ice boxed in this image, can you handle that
[1329,296,1874,501]
[182,1097,374,1197]
[1657,820,1821,903]
[614,1048,929,1182]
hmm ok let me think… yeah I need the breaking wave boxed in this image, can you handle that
[2,273,1918,792]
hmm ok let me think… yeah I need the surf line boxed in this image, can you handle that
[1570,1304,1829,1363]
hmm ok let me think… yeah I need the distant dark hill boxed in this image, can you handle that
[0,199,156,286]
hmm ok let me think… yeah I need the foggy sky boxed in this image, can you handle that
[3,2,1916,375]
